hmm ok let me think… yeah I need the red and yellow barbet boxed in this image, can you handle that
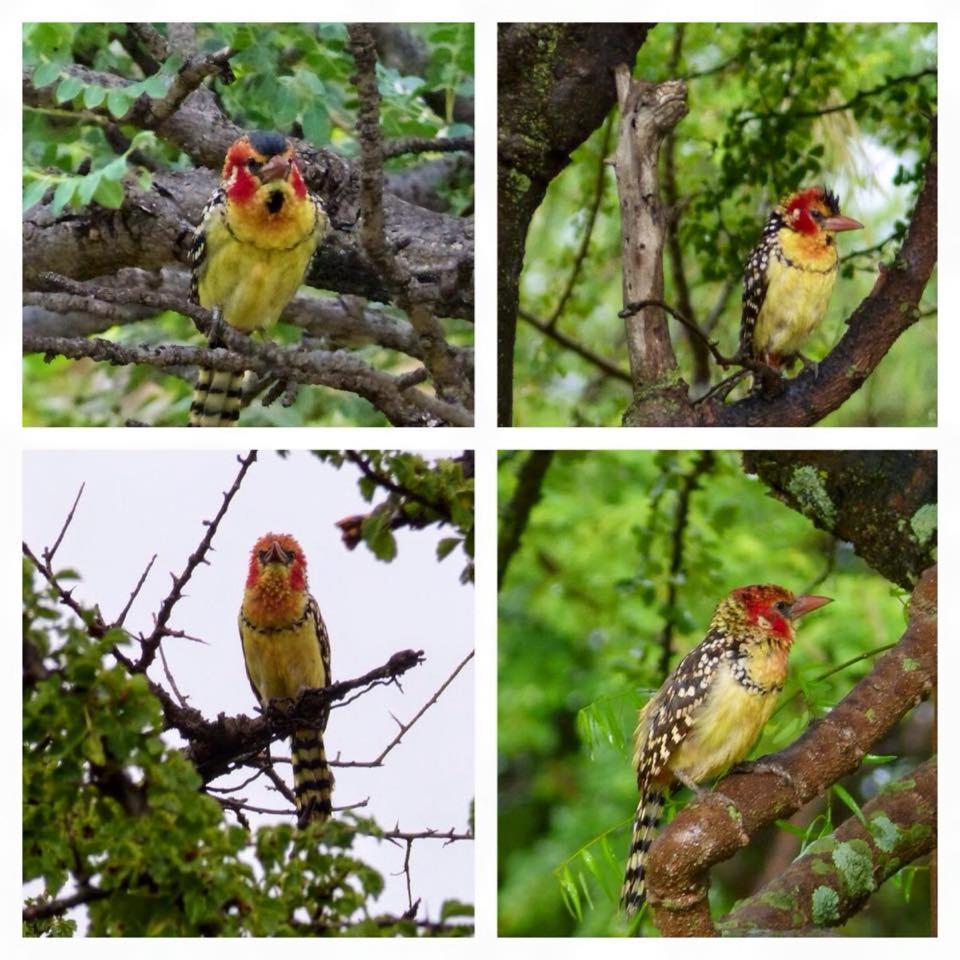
[189,132,329,426]
[239,533,333,826]
[620,584,832,916]
[740,186,862,380]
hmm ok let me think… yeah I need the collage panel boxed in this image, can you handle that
[498,449,935,936]
[23,449,474,935]
[23,22,474,427]
[498,23,936,427]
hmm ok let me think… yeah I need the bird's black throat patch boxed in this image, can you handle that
[266,190,286,214]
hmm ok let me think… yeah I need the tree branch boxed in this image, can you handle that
[721,758,936,934]
[498,451,554,590]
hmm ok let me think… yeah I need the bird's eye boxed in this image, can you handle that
[774,600,791,615]
[246,158,263,174]
[811,209,824,222]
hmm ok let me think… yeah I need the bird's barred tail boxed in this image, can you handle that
[620,788,665,916]
[189,368,244,426]
[292,726,334,827]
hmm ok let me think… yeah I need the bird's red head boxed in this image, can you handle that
[246,532,308,593]
[221,132,308,207]
[782,186,862,237]
[727,584,832,641]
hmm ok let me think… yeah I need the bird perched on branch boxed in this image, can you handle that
[189,132,329,426]
[740,186,862,389]
[239,533,333,826]
[620,584,831,916]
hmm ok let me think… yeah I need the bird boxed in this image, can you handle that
[620,584,832,916]
[189,131,329,426]
[739,186,862,387]
[239,533,334,826]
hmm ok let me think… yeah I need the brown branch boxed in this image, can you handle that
[176,649,427,783]
[498,451,554,590]
[721,758,936,934]
[735,68,937,125]
[655,451,715,677]
[742,450,936,591]
[346,24,471,410]
[334,650,473,768]
[498,23,653,425]
[23,885,108,923]
[134,451,257,673]
[519,310,631,384]
[383,136,474,159]
[645,565,936,936]
[24,331,471,428]
[611,65,689,425]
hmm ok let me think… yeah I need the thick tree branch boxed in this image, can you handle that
[497,23,652,425]
[721,758,936,934]
[645,565,936,936]
[742,450,936,590]
[23,64,474,322]
[611,66,689,425]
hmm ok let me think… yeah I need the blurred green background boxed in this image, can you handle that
[498,451,932,936]
[514,23,936,426]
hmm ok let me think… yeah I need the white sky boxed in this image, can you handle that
[22,449,474,925]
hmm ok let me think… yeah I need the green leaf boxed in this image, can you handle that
[106,87,133,118]
[75,171,102,206]
[54,75,84,104]
[23,178,50,212]
[436,537,461,561]
[439,898,474,920]
[93,177,124,209]
[50,178,77,216]
[32,61,61,89]
[82,84,107,109]
[142,72,169,98]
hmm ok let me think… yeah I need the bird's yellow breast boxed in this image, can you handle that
[666,660,782,784]
[240,606,327,703]
[197,193,321,334]
[753,228,838,358]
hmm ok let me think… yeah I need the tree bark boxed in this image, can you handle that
[742,450,936,590]
[611,66,690,425]
[497,23,651,425]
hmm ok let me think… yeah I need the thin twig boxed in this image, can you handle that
[135,451,257,673]
[114,553,156,628]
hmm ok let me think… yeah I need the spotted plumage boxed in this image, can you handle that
[189,132,329,426]
[739,186,862,386]
[239,533,334,826]
[620,585,832,916]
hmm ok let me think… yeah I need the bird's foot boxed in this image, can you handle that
[731,756,794,788]
[796,353,820,378]
[206,305,226,348]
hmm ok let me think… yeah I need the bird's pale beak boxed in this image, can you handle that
[259,154,292,183]
[822,215,863,233]
[262,540,291,565]
[788,594,833,619]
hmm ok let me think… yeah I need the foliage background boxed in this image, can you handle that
[22,22,474,426]
[498,451,931,936]
[514,23,936,426]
